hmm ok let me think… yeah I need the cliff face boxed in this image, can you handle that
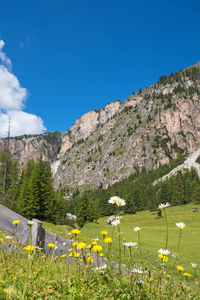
[1,64,200,191]
[0,132,62,166]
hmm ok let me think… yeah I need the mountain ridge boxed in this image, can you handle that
[1,63,200,193]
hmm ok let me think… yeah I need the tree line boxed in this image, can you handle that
[1,148,200,228]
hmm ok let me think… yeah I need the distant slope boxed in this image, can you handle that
[154,147,200,185]
[1,63,200,193]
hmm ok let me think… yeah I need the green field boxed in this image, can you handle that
[44,203,200,272]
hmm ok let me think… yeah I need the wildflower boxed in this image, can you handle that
[61,254,67,258]
[72,241,78,247]
[100,230,108,236]
[123,242,137,247]
[74,253,81,258]
[63,242,66,246]
[191,263,197,268]
[149,278,154,282]
[69,248,73,252]
[95,264,107,273]
[47,243,55,248]
[86,244,92,249]
[92,245,103,253]
[99,253,104,257]
[176,265,184,271]
[166,274,170,278]
[68,253,73,257]
[92,241,98,246]
[27,221,34,226]
[104,237,112,244]
[176,222,185,229]
[134,227,141,232]
[87,253,91,257]
[108,196,121,204]
[88,256,94,263]
[0,238,4,243]
[12,220,21,225]
[183,272,192,277]
[111,219,120,226]
[92,238,99,242]
[132,268,143,274]
[71,229,80,235]
[23,245,35,252]
[116,198,126,207]
[158,249,170,256]
[158,203,171,209]
[162,256,168,263]
[77,242,86,250]
[5,236,13,240]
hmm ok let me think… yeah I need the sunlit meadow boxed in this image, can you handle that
[0,201,200,299]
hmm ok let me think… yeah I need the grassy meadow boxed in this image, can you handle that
[44,203,200,268]
[1,203,200,299]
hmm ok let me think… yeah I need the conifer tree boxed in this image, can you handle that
[76,193,96,227]
[0,147,19,209]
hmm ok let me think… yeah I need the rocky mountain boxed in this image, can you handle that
[1,63,200,193]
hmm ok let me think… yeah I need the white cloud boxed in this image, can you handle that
[0,66,27,111]
[0,111,46,138]
[0,39,46,137]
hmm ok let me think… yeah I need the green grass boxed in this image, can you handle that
[44,203,200,270]
[1,203,200,299]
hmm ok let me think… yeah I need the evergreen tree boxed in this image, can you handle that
[17,159,38,219]
[54,188,66,224]
[76,193,96,227]
[0,147,19,209]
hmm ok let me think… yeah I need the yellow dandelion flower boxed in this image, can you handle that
[24,245,35,252]
[86,244,92,249]
[12,220,20,225]
[48,243,55,248]
[69,248,73,252]
[73,241,78,247]
[99,253,104,257]
[71,229,80,235]
[104,237,112,244]
[88,256,94,263]
[80,259,84,262]
[100,230,108,236]
[162,255,168,263]
[183,273,192,277]
[92,241,98,246]
[0,238,4,243]
[92,245,103,253]
[176,266,184,271]
[158,253,163,259]
[77,242,86,250]
[166,274,170,278]
[68,253,73,257]
[74,253,81,258]
[87,253,91,257]
[61,254,67,258]
[149,278,154,282]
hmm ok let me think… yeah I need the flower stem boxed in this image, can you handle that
[163,208,169,249]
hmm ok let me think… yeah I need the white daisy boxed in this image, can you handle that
[158,202,171,209]
[176,222,185,229]
[158,248,170,256]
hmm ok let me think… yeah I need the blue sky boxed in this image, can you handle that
[0,0,200,136]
